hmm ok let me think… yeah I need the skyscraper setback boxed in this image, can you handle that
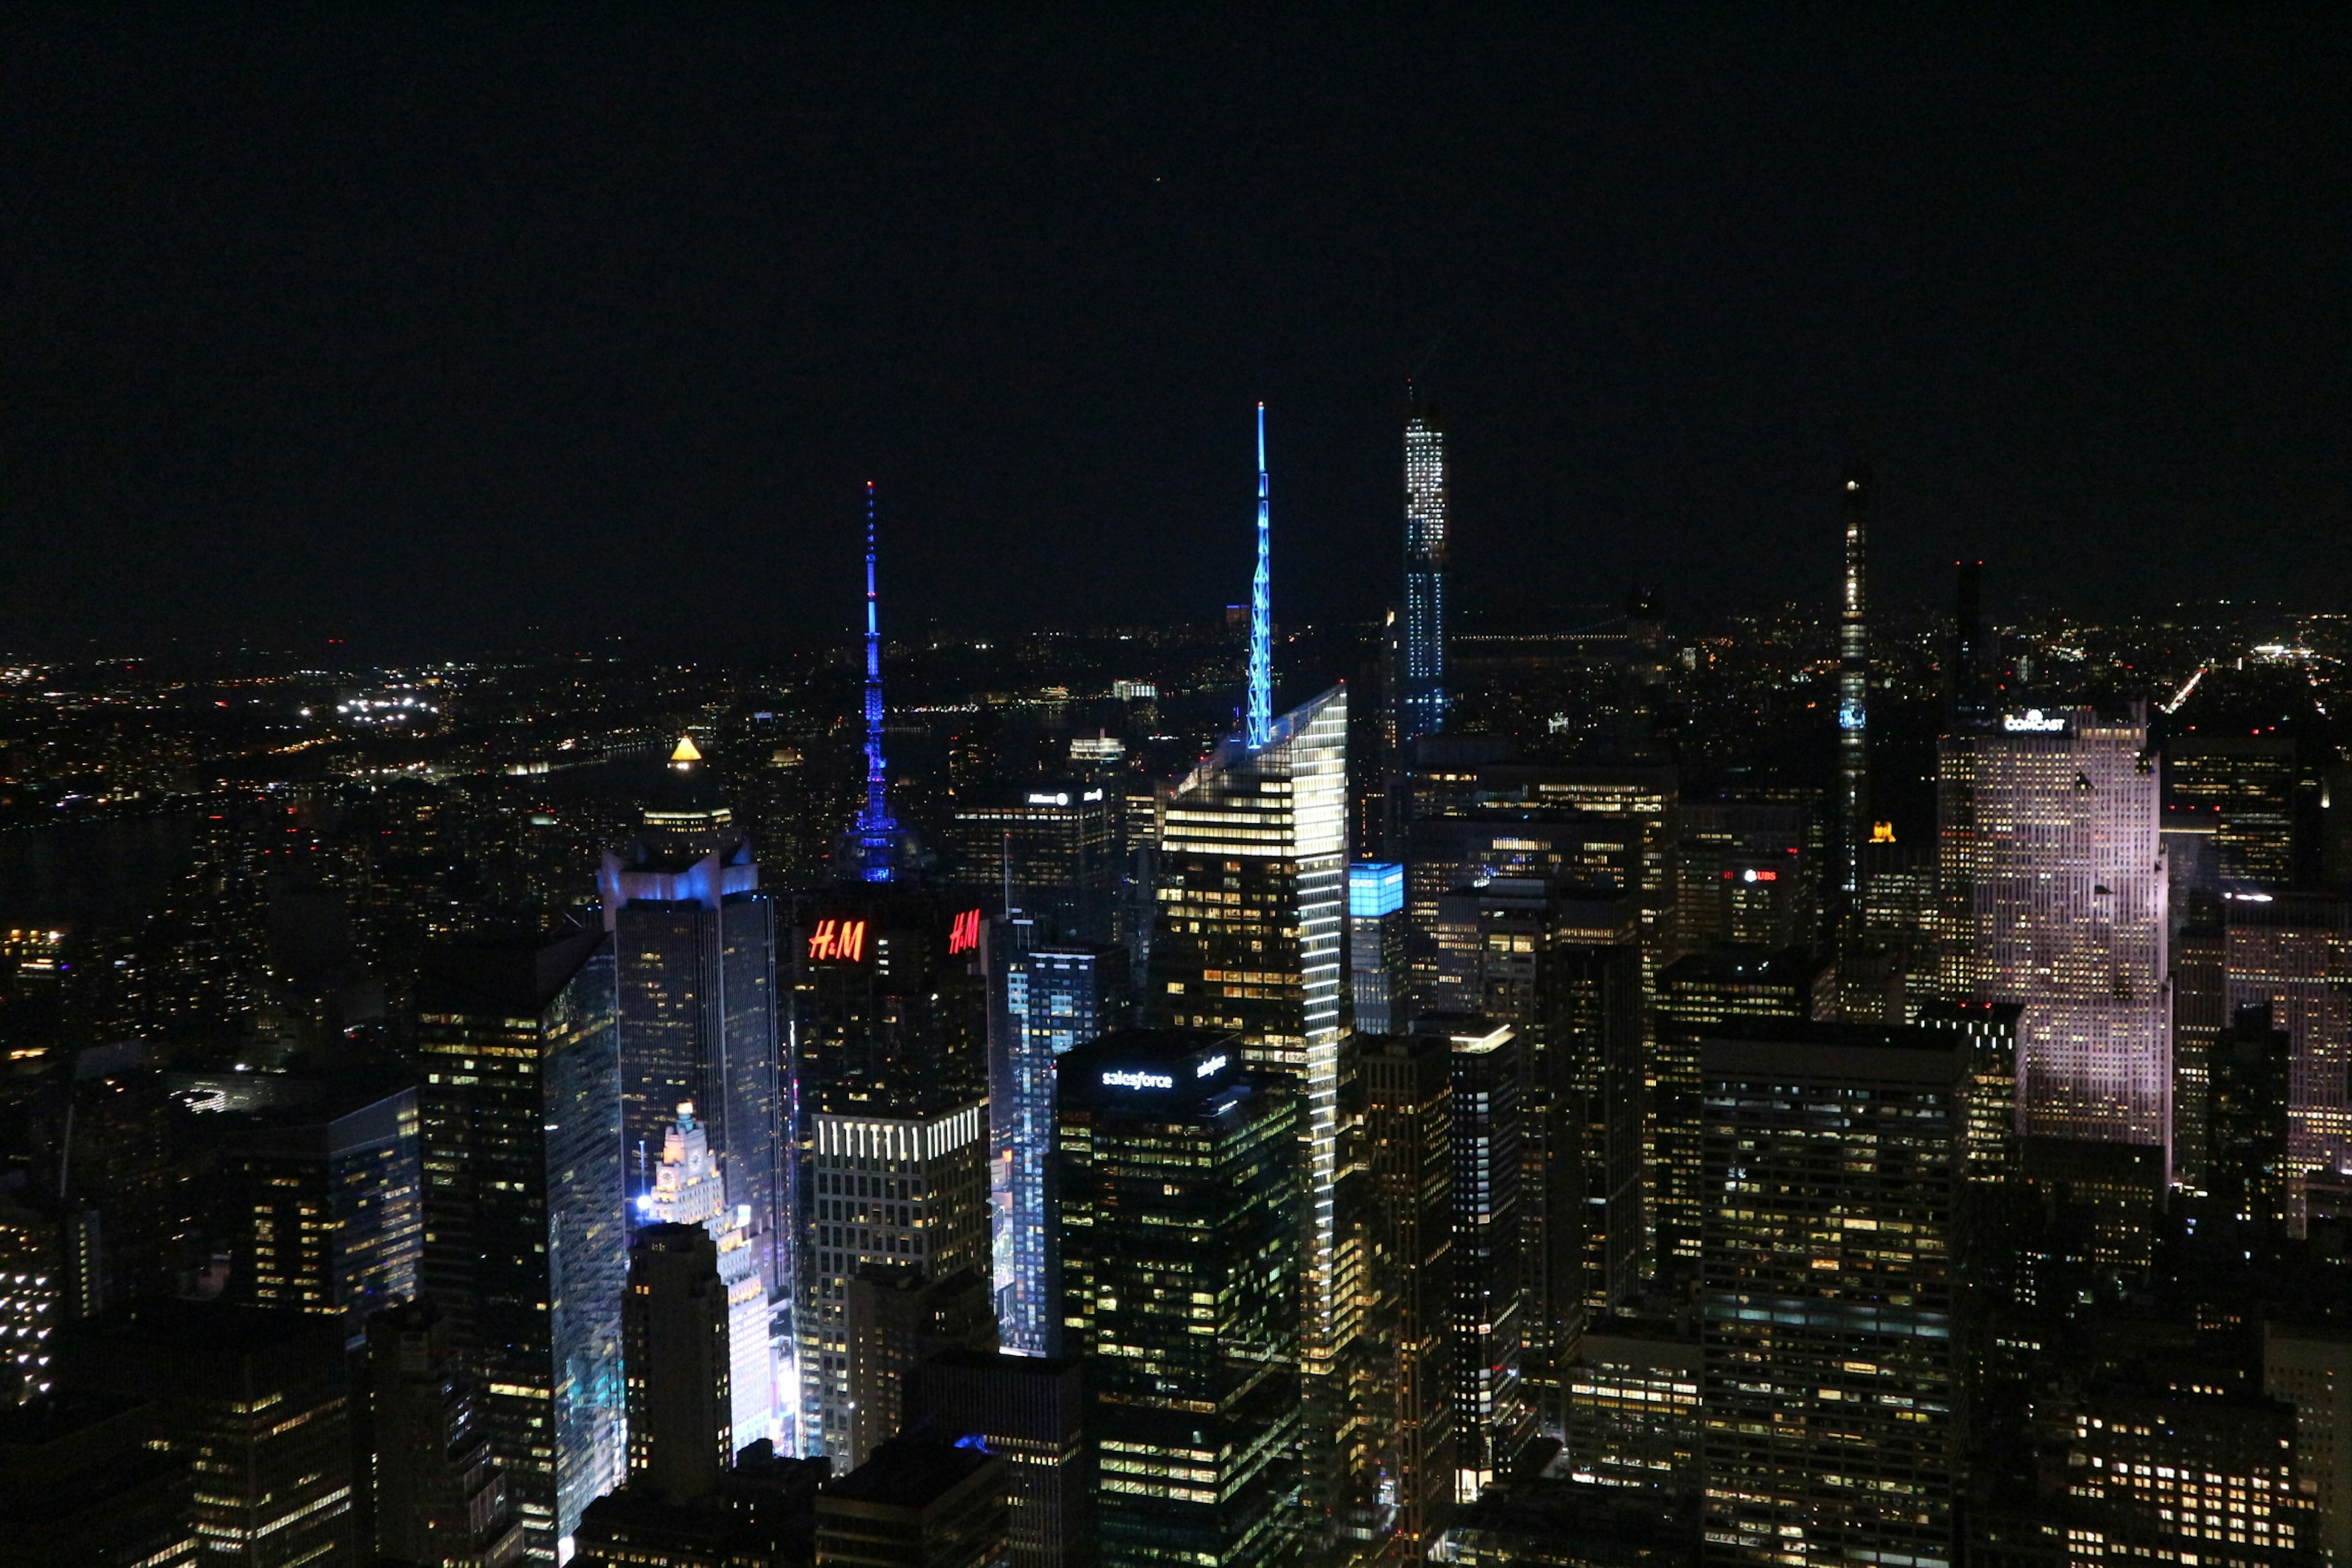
[1400,397,1449,746]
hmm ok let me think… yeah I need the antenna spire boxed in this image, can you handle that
[854,481,900,881]
[1246,402,1273,748]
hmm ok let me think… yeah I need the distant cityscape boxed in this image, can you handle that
[2,399,2350,1568]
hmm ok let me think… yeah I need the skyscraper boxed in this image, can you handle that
[1938,704,2171,1167]
[418,924,628,1559]
[1400,398,1449,747]
[598,742,786,1302]
[905,1350,1095,1568]
[994,944,1128,1356]
[223,1076,421,1327]
[2225,894,2352,1197]
[846,481,908,883]
[365,1297,526,1568]
[1348,861,1409,1036]
[1055,1028,1301,1568]
[1699,1022,1965,1568]
[624,1223,734,1504]
[798,1084,990,1462]
[948,785,1118,948]
[1835,463,1871,905]
[644,1102,777,1455]
[1426,1017,1532,1503]
[1147,684,1356,1537]
[1359,1031,1455,1553]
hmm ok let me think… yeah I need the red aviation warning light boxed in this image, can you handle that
[948,908,983,956]
[808,918,868,963]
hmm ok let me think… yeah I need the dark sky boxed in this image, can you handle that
[4,8,2347,654]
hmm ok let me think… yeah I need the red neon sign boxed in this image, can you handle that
[808,918,867,963]
[1721,869,1781,883]
[948,909,983,956]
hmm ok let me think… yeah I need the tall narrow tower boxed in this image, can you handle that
[1836,462,1871,902]
[854,482,900,881]
[1247,402,1273,749]
[1400,391,1448,746]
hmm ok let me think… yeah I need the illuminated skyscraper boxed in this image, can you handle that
[1148,684,1356,1536]
[1055,1028,1301,1568]
[1700,1022,1964,1568]
[2224,894,2352,1195]
[1248,404,1273,749]
[1348,861,1408,1035]
[797,1084,989,1461]
[644,1102,777,1455]
[1938,704,2171,1166]
[417,925,628,1558]
[947,783,1118,948]
[223,1077,422,1327]
[1836,463,1871,904]
[993,944,1127,1355]
[1360,1030,1455,1551]
[600,741,785,1298]
[1400,398,1449,746]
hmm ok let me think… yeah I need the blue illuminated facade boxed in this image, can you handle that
[1350,861,1409,1035]
[992,944,1126,1355]
[854,481,901,880]
[1246,403,1273,750]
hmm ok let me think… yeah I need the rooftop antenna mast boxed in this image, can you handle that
[854,481,899,881]
[1246,402,1273,748]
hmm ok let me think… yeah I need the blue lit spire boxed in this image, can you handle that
[1246,402,1273,748]
[854,481,899,881]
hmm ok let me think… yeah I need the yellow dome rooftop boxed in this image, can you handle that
[671,735,704,763]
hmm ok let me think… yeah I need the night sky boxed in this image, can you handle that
[4,9,2347,654]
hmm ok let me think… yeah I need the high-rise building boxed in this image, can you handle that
[1939,704,2172,1169]
[788,884,992,1100]
[1698,1021,1965,1568]
[0,1392,198,1567]
[836,483,931,884]
[571,1441,829,1568]
[993,944,1128,1356]
[1055,1028,1302,1568]
[1360,1031,1457,1550]
[1835,463,1871,905]
[1400,398,1449,747]
[844,1265,997,1469]
[598,743,785,1300]
[2171,734,2301,890]
[905,1350,1095,1568]
[1427,1017,1533,1504]
[2207,1006,2294,1233]
[624,1223,734,1506]
[1947,559,1996,734]
[365,1297,525,1568]
[1147,684,1357,1537]
[222,1077,422,1327]
[1562,1317,1702,1499]
[418,924,628,1559]
[799,1085,989,1463]
[2225,894,2352,1198]
[1349,862,1409,1036]
[1652,948,1827,1269]
[1672,802,1812,954]
[815,1436,1012,1568]
[2053,1378,2315,1568]
[56,1300,359,1568]
[644,1102,776,1455]
[2264,1324,2352,1568]
[948,785,1118,948]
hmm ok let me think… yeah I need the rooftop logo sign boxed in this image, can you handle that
[1101,1069,1174,1091]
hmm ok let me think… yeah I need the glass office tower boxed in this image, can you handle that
[994,944,1127,1355]
[418,924,627,1561]
[1149,685,1356,1538]
[1400,405,1449,746]
[1056,1028,1302,1568]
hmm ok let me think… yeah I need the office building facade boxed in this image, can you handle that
[1400,403,1449,747]
[948,785,1119,948]
[1056,1029,1302,1568]
[1360,1031,1456,1551]
[1939,706,2172,1168]
[1349,862,1409,1036]
[1699,1023,1964,1568]
[645,1101,777,1456]
[799,1088,990,1463]
[418,925,628,1559]
[995,944,1128,1357]
[224,1078,422,1326]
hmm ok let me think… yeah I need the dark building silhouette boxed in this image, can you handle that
[625,1223,734,1505]
[816,1436,1009,1568]
[905,1351,1094,1568]
[845,1265,997,1472]
[0,1393,196,1567]
[1360,1030,1457,1551]
[221,1076,421,1326]
[364,1297,524,1567]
